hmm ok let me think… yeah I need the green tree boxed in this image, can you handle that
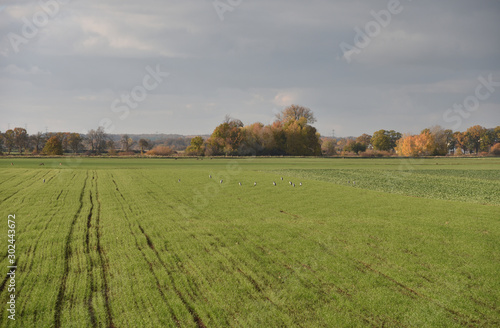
[356,134,372,147]
[185,136,205,156]
[465,125,487,154]
[371,130,392,151]
[42,136,63,155]
[344,140,367,154]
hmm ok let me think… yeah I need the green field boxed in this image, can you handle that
[1,157,499,327]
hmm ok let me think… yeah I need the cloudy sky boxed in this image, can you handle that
[1,0,499,137]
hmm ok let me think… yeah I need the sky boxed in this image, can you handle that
[0,0,499,137]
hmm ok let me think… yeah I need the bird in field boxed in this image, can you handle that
[289,181,292,185]
[293,183,295,187]
[281,177,283,180]
[220,179,223,184]
[254,182,257,186]
[273,182,276,186]
[299,182,302,186]
[239,182,242,186]
[178,179,181,182]
[209,175,212,178]
[43,179,45,183]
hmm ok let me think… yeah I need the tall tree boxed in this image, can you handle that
[371,130,392,151]
[120,134,134,152]
[3,130,15,155]
[68,133,83,153]
[465,125,487,154]
[276,105,317,124]
[42,136,63,155]
[31,132,46,154]
[356,134,372,147]
[13,127,28,154]
[138,139,150,154]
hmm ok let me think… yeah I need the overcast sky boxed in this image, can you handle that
[1,0,499,137]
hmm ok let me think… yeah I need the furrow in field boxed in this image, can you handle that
[86,172,98,327]
[54,171,89,328]
[0,170,51,204]
[136,224,206,328]
[94,171,116,328]
[109,174,182,327]
[355,259,481,327]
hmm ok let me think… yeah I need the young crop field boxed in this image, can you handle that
[0,157,499,327]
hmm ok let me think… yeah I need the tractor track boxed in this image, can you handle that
[110,174,182,327]
[94,172,116,328]
[54,171,89,328]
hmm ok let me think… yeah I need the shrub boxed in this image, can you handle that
[490,143,500,156]
[146,145,175,156]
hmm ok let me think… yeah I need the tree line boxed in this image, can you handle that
[1,105,499,157]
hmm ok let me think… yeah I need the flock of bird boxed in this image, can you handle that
[176,174,304,187]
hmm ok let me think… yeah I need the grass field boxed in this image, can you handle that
[1,157,499,327]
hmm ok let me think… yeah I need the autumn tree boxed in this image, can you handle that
[31,132,46,154]
[42,136,63,155]
[207,117,244,155]
[120,134,134,152]
[138,139,151,155]
[13,127,28,154]
[276,105,317,124]
[3,130,15,154]
[321,138,337,156]
[465,125,487,154]
[185,136,205,156]
[67,133,83,153]
[356,134,372,148]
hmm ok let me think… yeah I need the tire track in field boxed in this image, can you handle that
[356,260,482,327]
[94,172,115,328]
[0,170,52,204]
[54,171,89,328]
[110,175,182,327]
[136,224,206,328]
[86,172,98,327]
[24,171,79,272]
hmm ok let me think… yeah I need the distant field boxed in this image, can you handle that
[0,157,499,327]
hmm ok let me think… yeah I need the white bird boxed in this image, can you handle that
[273,182,276,186]
[353,181,356,185]
[239,182,242,186]
[289,181,292,185]
[43,179,45,183]
[299,182,302,186]
[254,182,257,186]
[281,177,283,180]
[220,179,223,184]
[209,175,212,178]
